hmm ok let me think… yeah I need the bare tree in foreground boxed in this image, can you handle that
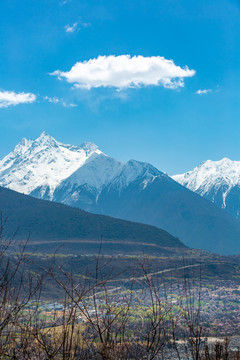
[0,222,239,359]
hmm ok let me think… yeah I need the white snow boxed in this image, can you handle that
[0,132,164,203]
[109,160,162,192]
[0,132,102,197]
[172,157,240,207]
[59,153,124,192]
[56,156,163,205]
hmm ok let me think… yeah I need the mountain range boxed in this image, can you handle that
[1,132,240,254]
[173,158,240,220]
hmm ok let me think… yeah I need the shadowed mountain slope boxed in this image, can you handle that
[0,186,184,255]
[93,175,240,255]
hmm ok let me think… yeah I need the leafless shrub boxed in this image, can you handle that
[0,223,239,360]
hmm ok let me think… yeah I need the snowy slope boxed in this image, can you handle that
[107,159,163,192]
[52,156,164,211]
[52,153,124,208]
[0,132,102,198]
[0,132,160,205]
[173,158,240,218]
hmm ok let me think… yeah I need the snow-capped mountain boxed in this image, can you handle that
[2,133,240,254]
[0,132,162,205]
[173,158,240,218]
[53,157,163,211]
[0,131,102,199]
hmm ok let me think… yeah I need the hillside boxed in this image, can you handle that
[0,186,184,255]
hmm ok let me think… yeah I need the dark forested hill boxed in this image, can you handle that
[0,186,184,255]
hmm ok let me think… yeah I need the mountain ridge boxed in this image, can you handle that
[1,133,240,254]
[0,132,103,198]
[173,157,240,219]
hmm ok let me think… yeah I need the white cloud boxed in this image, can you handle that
[65,22,79,33]
[62,102,77,108]
[0,90,36,108]
[44,96,60,103]
[51,55,196,90]
[43,96,76,108]
[195,89,212,95]
[64,19,90,33]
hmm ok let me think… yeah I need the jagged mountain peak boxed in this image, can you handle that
[173,157,240,191]
[51,155,167,212]
[33,131,59,148]
[0,132,102,197]
[218,157,232,163]
[19,137,29,145]
[173,157,240,218]
[14,132,58,154]
[126,159,162,173]
[13,137,33,155]
[196,157,236,170]
[16,133,100,154]
[0,132,169,205]
[80,141,99,153]
[120,159,163,185]
[38,130,53,140]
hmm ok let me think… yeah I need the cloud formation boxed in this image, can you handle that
[195,89,212,95]
[65,22,79,33]
[64,19,90,33]
[62,102,77,108]
[0,91,36,108]
[51,55,196,90]
[43,95,76,108]
[44,96,60,103]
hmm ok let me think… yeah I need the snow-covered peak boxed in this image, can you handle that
[52,155,166,208]
[13,137,33,156]
[0,132,170,208]
[35,131,57,145]
[0,132,102,197]
[59,153,124,192]
[173,157,240,191]
[53,155,165,202]
[107,159,163,192]
[80,141,99,154]
[172,157,240,208]
[38,130,53,140]
[123,160,162,185]
[19,137,30,146]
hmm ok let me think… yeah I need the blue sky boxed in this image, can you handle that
[0,0,240,174]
